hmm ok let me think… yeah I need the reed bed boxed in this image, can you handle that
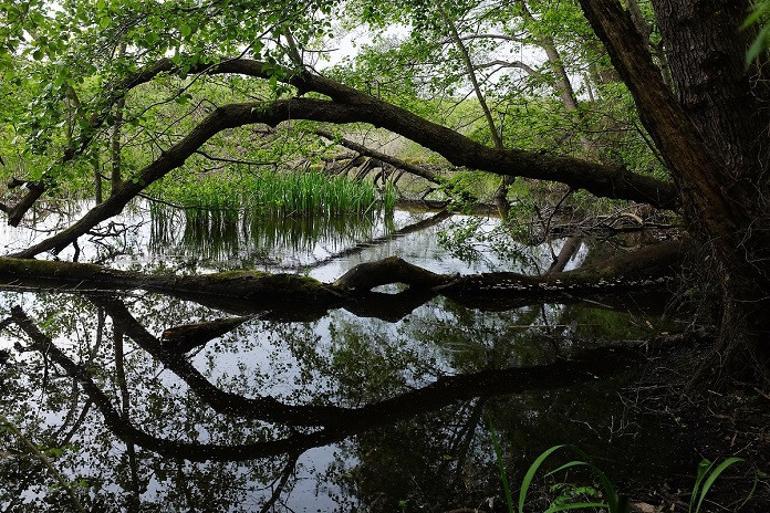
[156,170,396,217]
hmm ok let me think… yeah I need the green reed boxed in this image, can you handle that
[156,170,394,217]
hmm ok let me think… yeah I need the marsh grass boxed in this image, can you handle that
[155,170,396,217]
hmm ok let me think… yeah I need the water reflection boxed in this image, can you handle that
[0,284,683,512]
[149,205,398,268]
[0,199,593,277]
[0,201,700,512]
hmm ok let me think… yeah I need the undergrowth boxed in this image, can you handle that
[489,429,754,513]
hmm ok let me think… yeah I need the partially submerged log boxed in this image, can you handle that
[0,258,340,307]
[0,239,683,319]
[439,238,682,299]
[334,256,454,290]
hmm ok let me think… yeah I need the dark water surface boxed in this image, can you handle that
[0,202,698,512]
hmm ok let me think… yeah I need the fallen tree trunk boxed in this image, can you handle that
[4,56,678,252]
[0,240,683,319]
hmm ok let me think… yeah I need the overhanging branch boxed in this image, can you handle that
[4,55,679,230]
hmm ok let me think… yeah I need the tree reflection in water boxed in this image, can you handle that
[0,284,693,512]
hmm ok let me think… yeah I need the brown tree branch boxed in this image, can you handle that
[0,239,683,324]
[314,129,442,185]
[4,54,679,229]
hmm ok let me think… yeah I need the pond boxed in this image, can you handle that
[0,201,701,512]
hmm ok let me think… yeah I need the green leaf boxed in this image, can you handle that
[746,25,770,63]
[693,457,744,513]
[519,445,567,513]
[489,425,515,513]
[546,461,589,477]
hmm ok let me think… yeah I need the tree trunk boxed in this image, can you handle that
[651,0,770,380]
[580,0,770,380]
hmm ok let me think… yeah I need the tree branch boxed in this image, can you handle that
[4,54,679,229]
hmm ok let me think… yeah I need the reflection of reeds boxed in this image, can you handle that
[148,171,398,261]
[149,202,397,262]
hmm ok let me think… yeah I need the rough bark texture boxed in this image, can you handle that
[0,240,682,322]
[579,0,770,379]
[314,129,442,185]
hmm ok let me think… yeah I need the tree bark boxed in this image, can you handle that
[579,0,770,379]
[0,240,682,322]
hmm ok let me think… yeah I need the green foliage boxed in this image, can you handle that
[689,457,747,513]
[491,441,752,513]
[744,0,770,63]
[154,169,392,218]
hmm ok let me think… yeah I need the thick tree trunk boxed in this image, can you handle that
[580,0,770,380]
[652,1,770,380]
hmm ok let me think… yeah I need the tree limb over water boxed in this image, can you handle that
[0,240,681,321]
[2,56,678,234]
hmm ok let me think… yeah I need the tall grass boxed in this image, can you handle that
[155,170,395,217]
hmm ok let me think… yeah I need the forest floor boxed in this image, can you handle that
[622,343,770,512]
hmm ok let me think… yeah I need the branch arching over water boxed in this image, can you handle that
[4,56,677,242]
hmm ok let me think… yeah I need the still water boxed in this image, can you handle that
[0,202,692,512]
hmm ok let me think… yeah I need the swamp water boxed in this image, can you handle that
[0,201,695,512]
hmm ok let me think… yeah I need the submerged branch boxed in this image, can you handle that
[0,240,682,320]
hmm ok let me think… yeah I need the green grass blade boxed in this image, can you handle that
[489,425,515,513]
[694,457,744,513]
[519,445,566,513]
[569,447,621,512]
[689,459,714,513]
[545,461,589,477]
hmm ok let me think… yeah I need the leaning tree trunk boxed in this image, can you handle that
[580,0,770,380]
